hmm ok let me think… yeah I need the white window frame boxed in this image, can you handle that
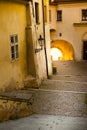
[10,34,19,61]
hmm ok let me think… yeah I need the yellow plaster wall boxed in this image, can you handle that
[0,2,27,91]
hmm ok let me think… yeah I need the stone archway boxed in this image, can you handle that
[51,40,74,60]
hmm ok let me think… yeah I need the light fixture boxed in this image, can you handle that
[35,35,44,53]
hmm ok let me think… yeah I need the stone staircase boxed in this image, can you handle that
[30,61,87,117]
[0,61,87,121]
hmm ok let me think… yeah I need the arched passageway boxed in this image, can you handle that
[51,40,74,61]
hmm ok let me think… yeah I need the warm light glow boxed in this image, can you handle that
[50,48,62,61]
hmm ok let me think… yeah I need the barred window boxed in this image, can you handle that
[10,34,19,61]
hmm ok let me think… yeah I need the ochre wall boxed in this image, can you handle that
[0,2,27,91]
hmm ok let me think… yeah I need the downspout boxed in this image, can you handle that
[42,0,49,78]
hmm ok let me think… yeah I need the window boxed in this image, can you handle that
[49,10,51,22]
[44,5,47,23]
[82,9,87,21]
[57,10,62,21]
[10,34,19,61]
[35,2,39,24]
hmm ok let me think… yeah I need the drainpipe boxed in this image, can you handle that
[42,0,49,78]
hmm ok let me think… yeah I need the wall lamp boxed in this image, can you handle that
[35,35,44,53]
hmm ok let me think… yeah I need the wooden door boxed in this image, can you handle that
[83,41,87,60]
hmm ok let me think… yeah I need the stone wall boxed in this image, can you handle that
[0,92,33,122]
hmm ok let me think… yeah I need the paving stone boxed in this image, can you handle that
[0,114,87,130]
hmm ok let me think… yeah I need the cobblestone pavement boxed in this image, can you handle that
[0,114,87,130]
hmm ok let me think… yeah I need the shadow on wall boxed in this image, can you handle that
[51,40,75,61]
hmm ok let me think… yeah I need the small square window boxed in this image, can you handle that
[10,36,14,43]
[11,46,15,54]
[15,35,18,43]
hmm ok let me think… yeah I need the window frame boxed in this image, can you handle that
[57,10,62,21]
[10,34,19,61]
[49,10,51,22]
[82,9,87,21]
[35,2,40,24]
[44,5,47,23]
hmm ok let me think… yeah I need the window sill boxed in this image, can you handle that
[11,58,19,63]
[56,20,62,22]
[36,22,40,25]
[73,22,87,27]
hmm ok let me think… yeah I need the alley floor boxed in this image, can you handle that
[0,61,87,129]
[0,114,87,130]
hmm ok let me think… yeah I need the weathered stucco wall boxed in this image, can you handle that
[0,2,27,91]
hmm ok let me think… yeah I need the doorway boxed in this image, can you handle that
[83,41,87,60]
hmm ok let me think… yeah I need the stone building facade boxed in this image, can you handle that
[50,0,87,61]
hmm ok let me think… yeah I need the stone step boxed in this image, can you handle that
[29,61,87,117]
[51,75,87,82]
[53,61,87,75]
[41,79,87,92]
[29,88,87,117]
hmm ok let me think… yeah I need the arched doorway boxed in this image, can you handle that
[51,40,74,61]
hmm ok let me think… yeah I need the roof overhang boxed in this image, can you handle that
[49,0,87,5]
[0,0,32,4]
